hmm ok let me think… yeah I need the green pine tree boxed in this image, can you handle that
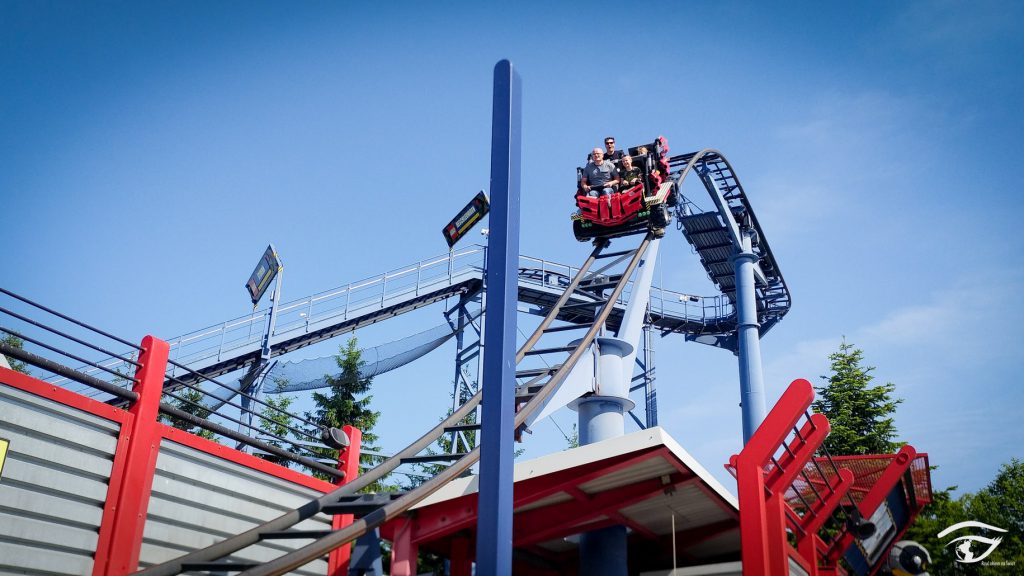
[255,382,297,466]
[813,338,902,455]
[304,336,393,490]
[161,386,217,441]
[1,333,31,375]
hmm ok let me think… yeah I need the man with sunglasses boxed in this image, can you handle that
[604,136,626,164]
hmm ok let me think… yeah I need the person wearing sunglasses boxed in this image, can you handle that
[604,137,626,164]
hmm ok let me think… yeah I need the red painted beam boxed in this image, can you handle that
[329,426,362,576]
[513,473,694,547]
[607,511,658,540]
[94,336,169,576]
[733,379,818,576]
[800,467,855,537]
[739,378,815,469]
[410,496,479,545]
[735,458,771,576]
[765,414,830,494]
[390,516,417,576]
[450,534,473,576]
[409,448,672,545]
[825,445,917,564]
[514,448,665,509]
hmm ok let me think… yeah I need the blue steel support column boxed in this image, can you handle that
[643,322,657,428]
[574,337,633,576]
[448,295,479,454]
[732,228,766,443]
[477,59,521,576]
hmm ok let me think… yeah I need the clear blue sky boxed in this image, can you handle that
[3,1,1022,494]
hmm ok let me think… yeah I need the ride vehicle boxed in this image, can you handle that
[571,136,677,242]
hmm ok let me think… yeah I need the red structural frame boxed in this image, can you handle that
[0,335,341,576]
[328,425,362,576]
[381,444,740,573]
[95,336,169,575]
[3,343,932,576]
[731,378,929,576]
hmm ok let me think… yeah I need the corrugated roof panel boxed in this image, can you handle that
[577,454,677,495]
[620,484,734,535]
[515,491,572,513]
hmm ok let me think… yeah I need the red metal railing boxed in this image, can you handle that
[729,378,930,576]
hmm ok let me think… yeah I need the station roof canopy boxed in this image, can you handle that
[382,427,742,574]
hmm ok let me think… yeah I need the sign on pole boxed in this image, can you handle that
[442,191,490,248]
[245,244,282,306]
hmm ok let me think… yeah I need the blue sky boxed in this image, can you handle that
[3,1,1023,495]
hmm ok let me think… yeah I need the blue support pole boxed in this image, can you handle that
[476,59,521,576]
[733,228,767,443]
[573,336,633,576]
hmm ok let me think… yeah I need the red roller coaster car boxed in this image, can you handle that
[571,136,676,242]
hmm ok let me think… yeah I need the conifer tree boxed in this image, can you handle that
[813,338,902,455]
[304,336,390,488]
[255,385,297,466]
[0,334,31,374]
[161,387,217,441]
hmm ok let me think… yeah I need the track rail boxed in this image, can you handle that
[136,233,653,576]
[667,149,791,336]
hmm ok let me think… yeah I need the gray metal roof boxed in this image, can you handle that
[409,427,741,568]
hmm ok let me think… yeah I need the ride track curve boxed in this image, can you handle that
[136,233,655,576]
[664,148,791,340]
[135,146,791,575]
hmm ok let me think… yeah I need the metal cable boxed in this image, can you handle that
[160,389,322,458]
[0,306,143,368]
[0,340,138,401]
[164,375,322,444]
[799,469,824,504]
[0,326,138,384]
[0,287,144,351]
[158,403,343,480]
[165,359,325,431]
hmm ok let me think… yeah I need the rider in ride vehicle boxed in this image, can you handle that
[581,147,620,197]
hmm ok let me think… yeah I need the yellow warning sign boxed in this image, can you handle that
[0,438,8,479]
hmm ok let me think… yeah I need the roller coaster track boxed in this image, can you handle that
[664,149,792,347]
[136,233,654,576]
[48,145,792,401]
